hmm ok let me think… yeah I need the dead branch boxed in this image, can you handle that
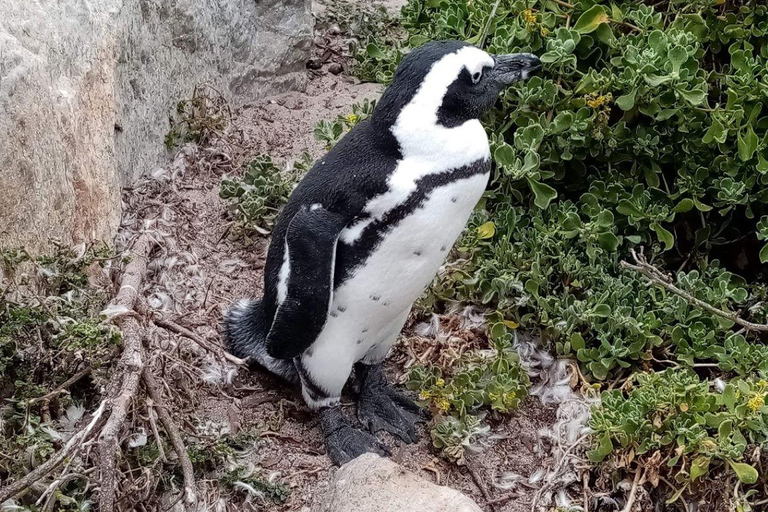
[147,401,168,463]
[143,367,197,507]
[152,315,246,366]
[621,248,768,332]
[98,233,154,512]
[620,468,643,512]
[29,367,92,404]
[465,455,497,512]
[0,401,106,503]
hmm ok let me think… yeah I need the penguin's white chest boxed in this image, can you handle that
[322,170,490,363]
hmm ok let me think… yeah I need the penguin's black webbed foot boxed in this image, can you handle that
[356,363,424,444]
[320,406,389,466]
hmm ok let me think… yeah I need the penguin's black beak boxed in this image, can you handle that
[490,53,542,86]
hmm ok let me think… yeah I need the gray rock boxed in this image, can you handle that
[0,0,312,253]
[313,453,483,512]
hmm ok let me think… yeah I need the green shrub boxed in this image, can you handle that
[220,155,302,233]
[590,369,767,497]
[407,322,529,462]
[313,98,377,149]
[364,0,768,381]
[0,243,118,502]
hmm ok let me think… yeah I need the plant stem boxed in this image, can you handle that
[548,0,575,9]
[621,248,768,332]
[478,0,502,49]
[620,468,643,512]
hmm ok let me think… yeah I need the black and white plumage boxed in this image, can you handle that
[224,40,541,465]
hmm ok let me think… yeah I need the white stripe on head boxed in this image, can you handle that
[277,241,290,304]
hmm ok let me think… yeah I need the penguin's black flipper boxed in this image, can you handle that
[266,205,347,360]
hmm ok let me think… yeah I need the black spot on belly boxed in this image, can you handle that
[356,339,363,345]
[330,311,339,318]
[337,305,347,313]
[451,197,458,203]
[413,250,422,256]
[382,301,390,307]
[440,245,447,252]
[370,295,380,302]
[362,328,369,333]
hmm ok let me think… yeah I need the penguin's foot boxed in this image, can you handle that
[356,363,424,444]
[320,406,390,466]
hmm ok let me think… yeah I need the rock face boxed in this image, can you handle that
[0,0,311,252]
[313,453,484,512]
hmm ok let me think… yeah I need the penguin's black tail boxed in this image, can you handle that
[222,298,299,384]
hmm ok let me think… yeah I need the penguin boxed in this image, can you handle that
[223,40,541,465]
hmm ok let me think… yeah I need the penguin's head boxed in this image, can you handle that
[373,40,541,129]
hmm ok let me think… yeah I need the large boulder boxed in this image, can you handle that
[313,453,484,512]
[0,0,311,253]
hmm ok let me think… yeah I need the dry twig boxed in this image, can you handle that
[143,366,197,507]
[152,315,246,366]
[465,455,497,512]
[98,233,154,512]
[28,367,91,404]
[0,402,106,503]
[620,468,643,512]
[621,248,768,332]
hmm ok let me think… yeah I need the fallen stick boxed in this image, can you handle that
[152,315,246,366]
[620,468,642,512]
[621,248,768,332]
[29,367,92,404]
[143,366,197,507]
[0,401,106,503]
[98,233,154,512]
[465,456,497,512]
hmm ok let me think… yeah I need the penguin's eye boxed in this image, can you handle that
[471,71,482,84]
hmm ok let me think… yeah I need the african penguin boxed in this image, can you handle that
[224,40,541,465]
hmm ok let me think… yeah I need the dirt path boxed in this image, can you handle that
[118,4,576,511]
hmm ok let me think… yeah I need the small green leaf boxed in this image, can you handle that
[366,43,385,59]
[702,119,727,144]
[669,46,688,71]
[693,198,713,212]
[759,243,768,264]
[690,456,710,481]
[719,420,732,439]
[571,333,586,351]
[617,199,645,219]
[409,35,431,46]
[527,178,558,209]
[489,322,506,341]
[737,124,759,161]
[672,198,694,213]
[588,433,613,462]
[616,89,638,111]
[494,144,516,167]
[573,5,610,34]
[476,221,496,239]
[722,384,737,410]
[593,304,611,317]
[597,232,620,252]
[677,87,707,105]
[651,222,674,251]
[728,460,758,484]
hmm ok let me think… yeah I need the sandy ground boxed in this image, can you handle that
[118,3,574,511]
